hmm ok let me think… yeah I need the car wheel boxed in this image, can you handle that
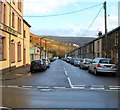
[112,73,117,77]
[88,67,91,73]
[94,69,97,75]
[81,65,83,69]
[31,70,34,73]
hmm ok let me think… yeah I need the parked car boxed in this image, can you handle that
[49,57,56,62]
[66,57,72,63]
[70,58,78,65]
[88,58,117,76]
[42,58,50,68]
[74,58,83,66]
[79,58,92,69]
[30,59,47,73]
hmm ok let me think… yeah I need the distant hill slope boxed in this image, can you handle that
[41,36,95,46]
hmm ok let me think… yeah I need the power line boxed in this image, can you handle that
[24,3,103,18]
[80,6,103,38]
[81,7,102,38]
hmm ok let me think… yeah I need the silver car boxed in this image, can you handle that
[79,58,92,69]
[74,58,83,66]
[42,58,51,68]
[88,58,117,76]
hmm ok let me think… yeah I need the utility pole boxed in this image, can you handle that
[104,1,107,58]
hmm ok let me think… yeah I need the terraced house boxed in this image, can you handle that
[0,0,31,74]
[66,26,119,64]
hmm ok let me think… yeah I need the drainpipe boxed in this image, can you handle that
[9,0,12,72]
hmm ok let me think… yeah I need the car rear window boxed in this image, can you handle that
[99,59,114,64]
[31,60,41,65]
[85,59,92,62]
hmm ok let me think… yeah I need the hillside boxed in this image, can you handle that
[40,36,95,46]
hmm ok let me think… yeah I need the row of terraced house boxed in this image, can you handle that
[66,26,119,63]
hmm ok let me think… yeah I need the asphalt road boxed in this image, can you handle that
[2,59,120,109]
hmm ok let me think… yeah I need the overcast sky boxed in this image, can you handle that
[23,0,119,37]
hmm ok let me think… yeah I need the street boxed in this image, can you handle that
[2,59,119,109]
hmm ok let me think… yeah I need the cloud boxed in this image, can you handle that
[26,0,118,37]
[24,0,79,15]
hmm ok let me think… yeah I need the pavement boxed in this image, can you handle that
[0,66,30,81]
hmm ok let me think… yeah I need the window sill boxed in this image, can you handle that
[18,60,21,62]
[0,59,6,61]
[11,61,15,63]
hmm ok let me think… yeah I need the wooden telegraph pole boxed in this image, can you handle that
[104,1,108,58]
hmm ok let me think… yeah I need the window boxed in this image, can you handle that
[12,12,15,28]
[97,41,99,51]
[0,37,6,61]
[18,1,22,11]
[10,40,15,63]
[24,30,26,38]
[3,4,6,24]
[17,42,21,62]
[18,17,21,33]
[115,32,118,46]
[0,2,2,21]
[12,0,15,4]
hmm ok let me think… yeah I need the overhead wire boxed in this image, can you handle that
[24,3,103,17]
[80,6,103,38]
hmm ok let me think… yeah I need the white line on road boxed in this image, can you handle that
[0,107,11,110]
[63,67,73,88]
[67,77,73,88]
[53,87,66,89]
[63,67,68,76]
[7,85,18,88]
[22,86,33,88]
[109,85,120,88]
[90,87,105,90]
[40,89,51,91]
[91,85,105,90]
[72,86,85,89]
[73,85,85,87]
[37,86,50,89]
[109,88,120,90]
[91,85,104,87]
[0,85,6,88]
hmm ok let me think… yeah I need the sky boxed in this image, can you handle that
[23,0,119,37]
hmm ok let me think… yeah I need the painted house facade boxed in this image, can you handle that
[0,0,31,73]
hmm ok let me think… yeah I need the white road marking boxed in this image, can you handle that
[67,77,73,88]
[22,86,33,88]
[90,87,105,90]
[64,70,68,76]
[73,85,85,87]
[7,85,18,88]
[53,87,66,89]
[0,107,11,109]
[37,86,50,89]
[91,85,104,87]
[40,89,51,91]
[109,85,120,90]
[73,85,85,89]
[109,88,120,90]
[91,85,105,90]
[63,67,73,88]
[73,86,85,89]
[109,85,120,88]
[63,67,68,76]
[0,85,6,88]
